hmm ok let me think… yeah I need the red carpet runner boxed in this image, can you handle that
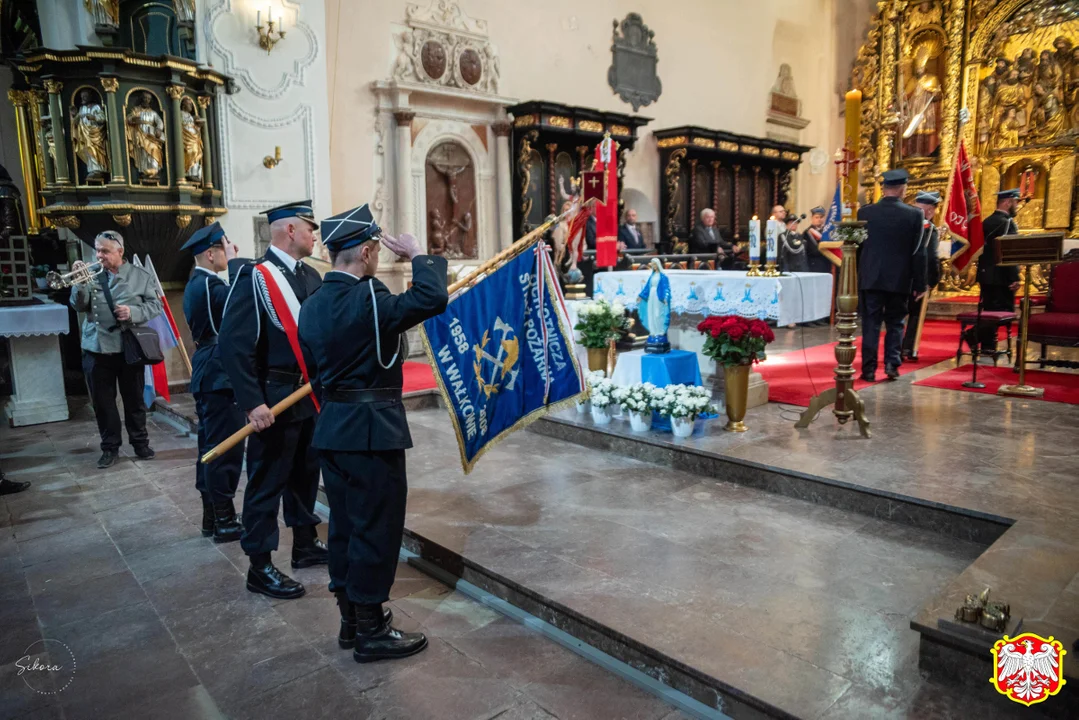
[913,365,1079,405]
[759,320,961,407]
[403,361,437,393]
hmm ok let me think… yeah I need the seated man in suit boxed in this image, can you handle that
[689,209,739,267]
[618,209,646,250]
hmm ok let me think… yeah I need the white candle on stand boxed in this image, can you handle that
[766,216,778,264]
[748,216,761,264]
[257,9,261,25]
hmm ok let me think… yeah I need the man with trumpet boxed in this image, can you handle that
[69,231,161,469]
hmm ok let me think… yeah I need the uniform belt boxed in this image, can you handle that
[265,369,303,385]
[323,388,402,404]
[195,336,218,349]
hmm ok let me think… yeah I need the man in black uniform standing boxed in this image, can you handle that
[971,189,1021,354]
[181,222,245,543]
[804,207,834,274]
[902,191,943,360]
[298,204,448,663]
[857,169,927,381]
[220,200,327,599]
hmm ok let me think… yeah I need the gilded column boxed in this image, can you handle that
[32,90,55,187]
[938,0,965,174]
[99,76,125,184]
[166,85,186,186]
[771,168,780,206]
[493,121,513,248]
[711,161,720,216]
[197,96,214,189]
[43,79,71,185]
[752,166,761,217]
[876,2,899,176]
[546,143,558,215]
[732,165,741,240]
[688,158,698,227]
[393,110,415,235]
[6,89,42,232]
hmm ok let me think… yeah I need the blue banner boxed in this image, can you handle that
[421,245,585,473]
[821,181,843,244]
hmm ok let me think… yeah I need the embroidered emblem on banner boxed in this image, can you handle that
[990,633,1066,706]
[473,318,520,399]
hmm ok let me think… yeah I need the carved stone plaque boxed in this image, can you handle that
[459,48,482,86]
[421,40,447,80]
[425,142,477,259]
[608,13,662,111]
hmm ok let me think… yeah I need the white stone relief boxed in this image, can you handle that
[394,0,500,95]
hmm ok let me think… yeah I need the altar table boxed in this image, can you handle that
[0,297,70,426]
[592,270,832,327]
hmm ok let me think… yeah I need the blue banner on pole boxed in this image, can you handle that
[821,181,843,244]
[421,245,586,473]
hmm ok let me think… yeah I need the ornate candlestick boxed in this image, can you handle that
[746,215,762,276]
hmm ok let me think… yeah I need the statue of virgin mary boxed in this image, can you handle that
[637,258,671,354]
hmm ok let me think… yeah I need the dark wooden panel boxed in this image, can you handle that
[425,142,478,259]
[716,166,733,234]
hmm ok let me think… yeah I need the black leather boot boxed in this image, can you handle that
[200,495,215,538]
[246,555,305,600]
[353,603,427,663]
[212,500,243,544]
[291,525,329,569]
[336,592,393,649]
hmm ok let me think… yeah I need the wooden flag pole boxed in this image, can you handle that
[200,207,579,464]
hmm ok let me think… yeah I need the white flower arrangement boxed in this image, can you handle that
[587,373,616,409]
[652,384,715,419]
[575,299,630,349]
[613,382,657,414]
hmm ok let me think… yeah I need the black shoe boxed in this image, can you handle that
[885,366,900,381]
[133,445,155,460]
[212,500,243,544]
[352,604,427,663]
[335,592,393,650]
[200,495,215,538]
[246,560,305,600]
[97,450,118,469]
[859,373,876,383]
[0,478,31,496]
[292,537,329,569]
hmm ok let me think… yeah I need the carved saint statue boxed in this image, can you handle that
[173,0,195,23]
[180,97,204,182]
[483,43,500,93]
[428,208,447,256]
[991,69,1029,146]
[637,258,671,354]
[83,0,119,27]
[70,89,109,181]
[1069,47,1079,128]
[901,42,942,158]
[126,91,165,184]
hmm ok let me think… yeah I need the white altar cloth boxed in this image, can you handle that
[0,297,70,426]
[592,270,833,327]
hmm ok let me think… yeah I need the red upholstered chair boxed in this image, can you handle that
[1028,249,1079,369]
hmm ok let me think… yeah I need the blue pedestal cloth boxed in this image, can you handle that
[642,350,703,430]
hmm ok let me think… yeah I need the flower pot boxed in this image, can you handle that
[628,410,652,432]
[723,363,750,432]
[34,278,48,290]
[586,347,607,373]
[575,400,589,414]
[671,415,694,438]
[590,404,611,425]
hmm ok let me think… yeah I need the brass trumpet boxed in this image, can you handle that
[46,261,104,289]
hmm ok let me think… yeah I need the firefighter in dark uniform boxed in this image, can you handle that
[857,169,928,381]
[298,204,448,663]
[902,191,943,360]
[970,188,1021,354]
[220,200,327,600]
[804,207,834,274]
[181,222,246,543]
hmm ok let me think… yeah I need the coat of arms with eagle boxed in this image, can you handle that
[990,633,1066,706]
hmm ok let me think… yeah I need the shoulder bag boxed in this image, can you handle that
[97,272,164,365]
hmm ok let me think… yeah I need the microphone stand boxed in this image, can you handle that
[963,260,986,389]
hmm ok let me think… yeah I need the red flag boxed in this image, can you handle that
[945,140,983,273]
[581,170,606,204]
[592,137,619,268]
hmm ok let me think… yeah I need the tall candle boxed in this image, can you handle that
[765,217,778,264]
[748,216,761,264]
[257,9,261,25]
[844,89,861,208]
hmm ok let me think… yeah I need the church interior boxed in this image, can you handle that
[1,1,1079,718]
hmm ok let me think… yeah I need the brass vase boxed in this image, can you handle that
[723,363,750,432]
[587,347,608,373]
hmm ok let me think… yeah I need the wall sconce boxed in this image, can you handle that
[256,7,286,54]
[263,146,282,169]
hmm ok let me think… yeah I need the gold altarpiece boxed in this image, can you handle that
[855,0,1079,291]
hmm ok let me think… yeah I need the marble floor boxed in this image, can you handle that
[0,406,685,720]
[401,405,1039,719]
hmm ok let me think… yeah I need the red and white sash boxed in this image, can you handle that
[254,262,320,412]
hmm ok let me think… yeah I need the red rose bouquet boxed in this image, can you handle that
[696,315,775,367]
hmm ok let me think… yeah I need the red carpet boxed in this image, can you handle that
[759,320,962,407]
[913,365,1079,404]
[403,361,437,393]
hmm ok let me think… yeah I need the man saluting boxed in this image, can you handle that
[220,200,327,600]
[298,204,447,663]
